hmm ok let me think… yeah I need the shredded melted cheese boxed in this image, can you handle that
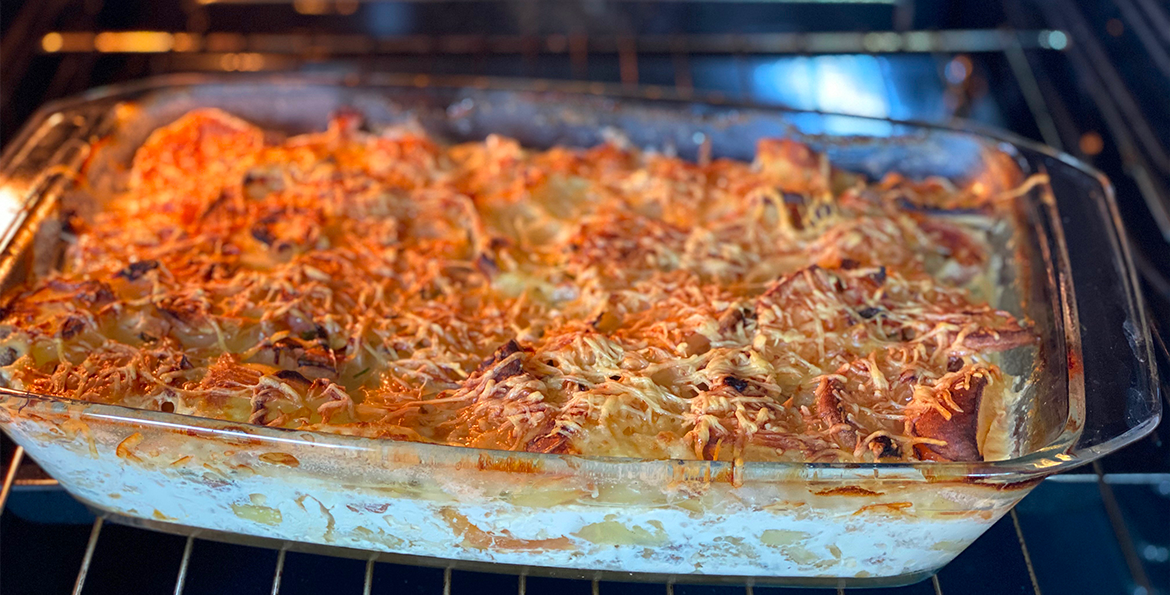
[0,109,1039,463]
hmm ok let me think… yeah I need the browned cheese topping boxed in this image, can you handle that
[0,108,1039,463]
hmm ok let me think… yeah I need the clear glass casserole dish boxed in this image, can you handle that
[0,74,1159,588]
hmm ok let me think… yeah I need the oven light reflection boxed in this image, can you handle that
[40,32,95,53]
[752,54,894,136]
[41,32,64,53]
[0,187,25,236]
[94,31,175,53]
[220,52,267,71]
[945,55,973,85]
[293,0,329,15]
[1038,30,1068,51]
[173,33,200,53]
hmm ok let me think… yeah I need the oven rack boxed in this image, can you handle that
[2,0,1168,593]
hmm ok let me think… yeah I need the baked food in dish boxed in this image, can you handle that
[0,108,1037,463]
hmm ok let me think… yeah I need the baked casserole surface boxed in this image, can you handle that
[0,109,1039,463]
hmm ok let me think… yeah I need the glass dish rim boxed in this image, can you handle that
[0,72,1159,481]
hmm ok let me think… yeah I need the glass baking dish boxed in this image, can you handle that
[0,74,1159,588]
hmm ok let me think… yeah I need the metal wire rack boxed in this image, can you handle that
[1,1,1168,593]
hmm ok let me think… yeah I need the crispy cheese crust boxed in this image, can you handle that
[0,109,1037,463]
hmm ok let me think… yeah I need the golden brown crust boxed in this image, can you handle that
[911,370,988,462]
[814,376,858,450]
[0,109,1039,463]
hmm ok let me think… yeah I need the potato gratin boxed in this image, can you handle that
[0,109,1038,463]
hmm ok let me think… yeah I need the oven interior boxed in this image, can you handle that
[1,2,1168,594]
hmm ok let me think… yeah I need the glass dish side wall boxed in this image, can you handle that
[0,394,1038,585]
[0,76,1157,585]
